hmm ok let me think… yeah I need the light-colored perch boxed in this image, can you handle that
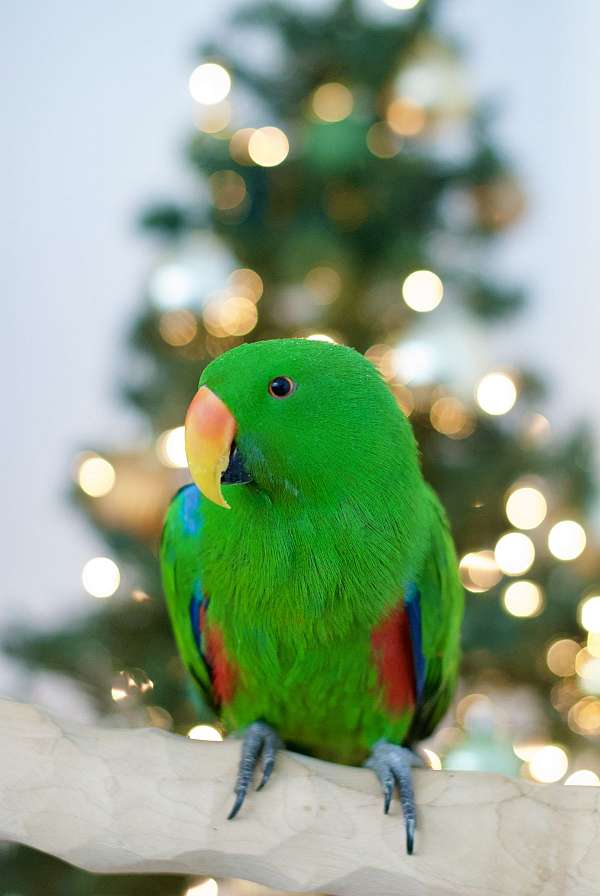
[0,699,599,896]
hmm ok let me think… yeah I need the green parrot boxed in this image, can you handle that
[160,338,463,853]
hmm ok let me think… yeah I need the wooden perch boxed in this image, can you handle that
[0,699,599,895]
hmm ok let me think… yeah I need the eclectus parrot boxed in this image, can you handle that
[160,338,463,853]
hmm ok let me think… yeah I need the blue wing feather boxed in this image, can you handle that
[405,583,426,706]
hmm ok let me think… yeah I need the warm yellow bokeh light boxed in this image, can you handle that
[229,268,264,303]
[476,372,517,416]
[156,427,188,468]
[306,333,337,343]
[548,520,586,561]
[312,82,354,122]
[82,557,120,599]
[546,638,579,677]
[366,122,399,159]
[248,127,289,167]
[505,486,547,530]
[422,748,442,770]
[386,98,426,136]
[219,296,258,336]
[195,101,231,134]
[402,270,443,312]
[430,397,474,440]
[513,741,546,762]
[188,724,223,742]
[459,550,502,593]
[77,455,116,498]
[186,880,219,896]
[494,532,535,576]
[229,128,256,165]
[502,580,543,618]
[159,309,197,347]
[304,266,342,304]
[208,170,247,210]
[564,769,600,787]
[189,63,231,105]
[579,595,600,634]
[588,632,600,657]
[528,745,568,783]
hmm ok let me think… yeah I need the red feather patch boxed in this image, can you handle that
[200,601,237,705]
[371,605,416,714]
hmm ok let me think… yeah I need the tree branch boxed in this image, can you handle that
[0,699,598,894]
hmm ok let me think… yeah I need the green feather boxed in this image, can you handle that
[161,338,463,764]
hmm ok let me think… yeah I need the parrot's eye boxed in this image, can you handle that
[268,376,296,399]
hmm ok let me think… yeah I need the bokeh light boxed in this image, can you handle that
[505,486,547,530]
[208,170,247,210]
[229,268,263,302]
[156,427,188,468]
[77,455,116,498]
[383,0,420,7]
[159,310,197,347]
[188,724,223,741]
[194,101,231,134]
[229,128,255,165]
[386,98,426,136]
[502,580,543,618]
[564,770,600,786]
[547,520,586,561]
[579,594,600,633]
[459,550,502,593]
[82,557,120,598]
[402,270,443,312]
[494,532,535,576]
[422,748,442,770]
[312,82,353,122]
[476,372,517,416]
[304,266,342,304]
[528,745,568,783]
[188,63,231,105]
[366,122,399,158]
[248,127,289,166]
[430,396,474,439]
[568,697,600,735]
[546,639,579,677]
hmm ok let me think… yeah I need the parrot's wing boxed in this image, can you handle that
[160,483,217,713]
[407,485,464,743]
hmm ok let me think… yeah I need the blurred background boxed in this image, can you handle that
[3,0,600,892]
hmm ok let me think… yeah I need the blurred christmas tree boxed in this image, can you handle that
[4,0,600,891]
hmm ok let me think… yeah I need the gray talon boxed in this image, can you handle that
[365,740,423,855]
[228,721,282,819]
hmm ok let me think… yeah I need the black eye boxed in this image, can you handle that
[268,376,296,399]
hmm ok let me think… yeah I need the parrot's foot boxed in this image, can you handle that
[227,721,283,820]
[365,740,424,855]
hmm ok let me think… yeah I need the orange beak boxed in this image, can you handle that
[184,386,236,509]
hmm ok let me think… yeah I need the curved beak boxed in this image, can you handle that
[184,386,236,509]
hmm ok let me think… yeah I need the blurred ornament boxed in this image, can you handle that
[472,177,525,231]
[189,63,231,105]
[392,38,470,126]
[148,233,237,311]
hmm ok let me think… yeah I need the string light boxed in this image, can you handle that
[248,127,289,167]
[494,532,535,576]
[77,455,116,497]
[156,427,188,468]
[564,770,600,786]
[546,639,579,677]
[476,372,517,416]
[188,724,223,741]
[189,64,231,105]
[311,83,353,122]
[505,486,547,530]
[82,557,120,598]
[186,879,219,896]
[528,745,568,783]
[502,580,543,618]
[402,270,443,312]
[547,520,586,561]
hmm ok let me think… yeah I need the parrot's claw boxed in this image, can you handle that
[365,740,424,856]
[227,721,282,820]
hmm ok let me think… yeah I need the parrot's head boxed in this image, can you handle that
[184,338,422,512]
